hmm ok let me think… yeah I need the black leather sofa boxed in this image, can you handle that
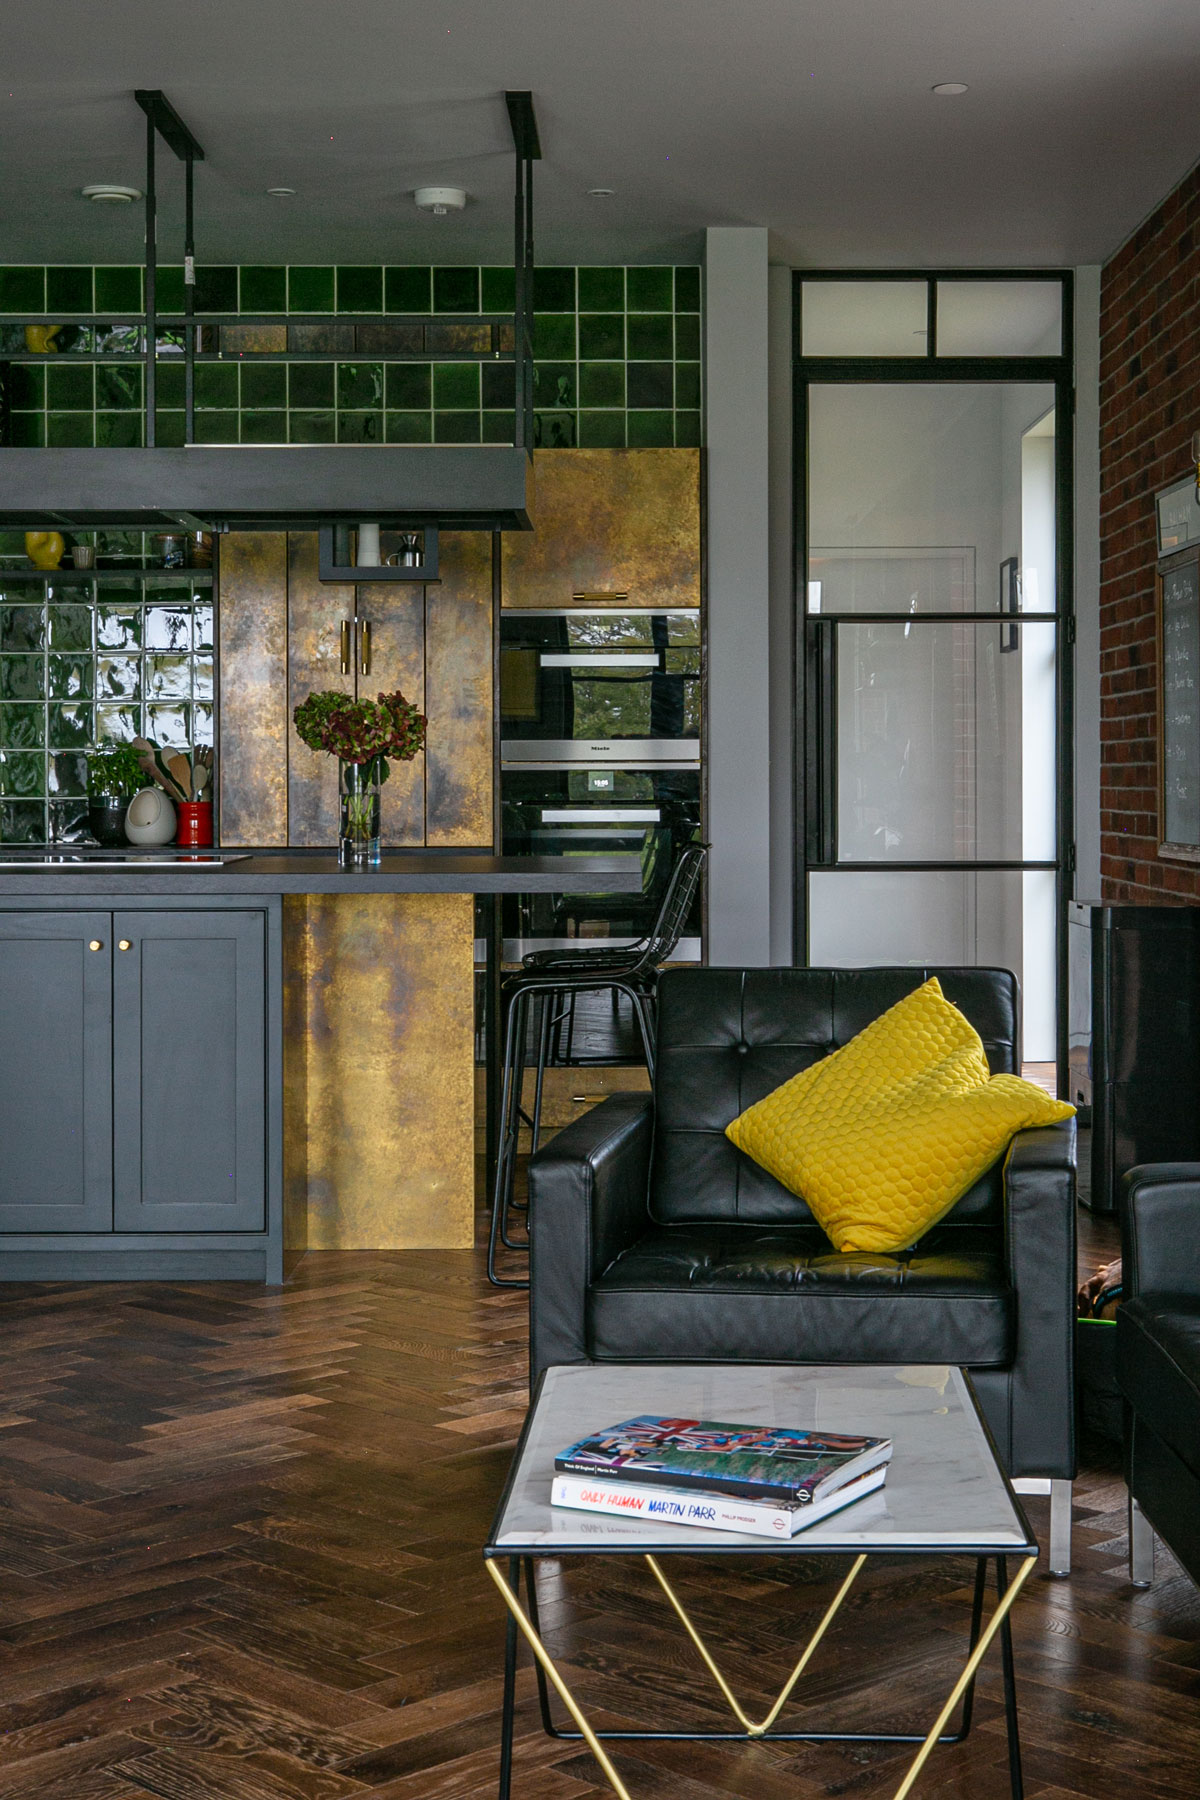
[1117,1165,1200,1587]
[529,967,1077,1564]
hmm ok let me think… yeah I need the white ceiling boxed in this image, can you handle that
[2,0,1199,269]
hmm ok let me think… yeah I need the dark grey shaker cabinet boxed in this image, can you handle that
[112,911,266,1232]
[0,912,114,1232]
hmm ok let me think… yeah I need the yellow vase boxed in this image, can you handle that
[24,324,61,354]
[25,531,66,570]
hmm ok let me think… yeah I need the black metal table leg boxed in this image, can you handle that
[498,1556,521,1800]
[996,1554,1025,1800]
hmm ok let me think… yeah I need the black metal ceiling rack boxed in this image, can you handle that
[127,87,539,455]
[134,89,204,450]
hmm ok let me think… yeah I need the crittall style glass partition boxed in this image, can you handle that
[795,274,1072,1079]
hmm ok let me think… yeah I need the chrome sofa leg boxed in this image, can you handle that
[1048,1478,1072,1576]
[1130,1495,1155,1588]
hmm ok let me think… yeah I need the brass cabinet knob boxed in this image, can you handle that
[118,939,132,951]
[89,939,103,951]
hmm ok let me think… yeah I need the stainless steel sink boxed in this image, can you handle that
[0,854,248,868]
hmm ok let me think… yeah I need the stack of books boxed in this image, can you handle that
[551,1415,891,1540]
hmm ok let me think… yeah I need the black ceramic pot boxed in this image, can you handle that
[87,797,128,847]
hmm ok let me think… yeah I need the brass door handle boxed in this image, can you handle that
[88,939,103,951]
[118,939,132,951]
[359,618,371,676]
[340,619,352,674]
[572,590,630,603]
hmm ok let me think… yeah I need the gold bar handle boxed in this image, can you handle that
[340,618,351,674]
[572,590,629,603]
[360,618,371,677]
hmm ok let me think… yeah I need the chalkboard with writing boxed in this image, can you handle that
[1162,555,1200,847]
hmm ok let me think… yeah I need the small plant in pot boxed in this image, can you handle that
[86,743,145,846]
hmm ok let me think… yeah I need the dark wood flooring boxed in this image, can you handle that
[0,1215,1195,1800]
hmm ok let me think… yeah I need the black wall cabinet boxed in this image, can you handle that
[0,906,268,1243]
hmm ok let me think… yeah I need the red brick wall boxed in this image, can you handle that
[1099,161,1200,902]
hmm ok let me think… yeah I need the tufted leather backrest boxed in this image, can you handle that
[650,967,1020,1226]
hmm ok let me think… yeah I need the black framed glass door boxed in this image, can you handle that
[795,275,1073,1088]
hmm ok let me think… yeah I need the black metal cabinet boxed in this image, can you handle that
[0,911,114,1233]
[112,911,266,1233]
[0,902,277,1272]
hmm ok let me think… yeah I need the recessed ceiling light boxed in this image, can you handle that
[931,82,969,96]
[414,186,468,215]
[587,187,615,197]
[81,183,142,205]
[266,186,296,198]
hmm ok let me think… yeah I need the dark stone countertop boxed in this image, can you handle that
[0,849,642,898]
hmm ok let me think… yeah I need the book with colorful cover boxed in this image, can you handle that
[554,1415,891,1506]
[550,1462,887,1540]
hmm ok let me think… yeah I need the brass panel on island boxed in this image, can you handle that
[284,892,476,1249]
[501,448,701,608]
[217,533,289,846]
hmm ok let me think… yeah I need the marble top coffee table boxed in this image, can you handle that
[484,1362,1038,1800]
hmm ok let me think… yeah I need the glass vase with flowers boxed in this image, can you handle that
[292,689,426,866]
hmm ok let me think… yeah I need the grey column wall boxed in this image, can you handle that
[1073,265,1101,902]
[767,263,795,963]
[704,227,773,963]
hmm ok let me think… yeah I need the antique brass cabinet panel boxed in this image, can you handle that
[427,532,494,846]
[286,533,354,847]
[356,581,426,845]
[220,532,493,849]
[218,533,289,846]
[501,449,701,608]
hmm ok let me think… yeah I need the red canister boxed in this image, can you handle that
[175,801,214,847]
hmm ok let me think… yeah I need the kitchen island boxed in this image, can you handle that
[0,852,640,1281]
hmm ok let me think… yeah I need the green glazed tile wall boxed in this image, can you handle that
[0,263,702,451]
[0,574,213,842]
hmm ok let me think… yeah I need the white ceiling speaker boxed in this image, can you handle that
[414,186,468,216]
[81,183,143,205]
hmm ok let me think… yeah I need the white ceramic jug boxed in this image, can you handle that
[125,787,176,846]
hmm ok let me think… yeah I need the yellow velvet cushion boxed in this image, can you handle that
[724,978,1074,1254]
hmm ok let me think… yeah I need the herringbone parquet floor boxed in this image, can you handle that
[0,1242,1197,1800]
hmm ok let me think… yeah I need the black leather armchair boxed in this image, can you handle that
[1117,1166,1200,1588]
[529,967,1077,1565]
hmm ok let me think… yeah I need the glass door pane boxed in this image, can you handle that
[804,380,1060,1064]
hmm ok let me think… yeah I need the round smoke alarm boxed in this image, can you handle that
[414,186,468,216]
[81,183,143,205]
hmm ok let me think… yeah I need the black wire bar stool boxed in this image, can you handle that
[486,843,707,1288]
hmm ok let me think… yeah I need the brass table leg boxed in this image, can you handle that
[488,1550,1035,1800]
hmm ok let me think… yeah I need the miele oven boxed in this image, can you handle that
[500,608,700,762]
[499,608,702,961]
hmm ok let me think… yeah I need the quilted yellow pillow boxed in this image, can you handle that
[725,978,1073,1253]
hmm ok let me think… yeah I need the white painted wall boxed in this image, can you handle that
[703,227,772,963]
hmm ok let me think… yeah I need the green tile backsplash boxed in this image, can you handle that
[0,263,702,452]
[0,574,214,842]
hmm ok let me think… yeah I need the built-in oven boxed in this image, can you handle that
[499,763,703,961]
[499,606,703,957]
[500,608,700,762]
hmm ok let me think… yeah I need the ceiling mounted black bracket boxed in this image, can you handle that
[505,92,540,457]
[134,91,205,450]
[133,90,206,163]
